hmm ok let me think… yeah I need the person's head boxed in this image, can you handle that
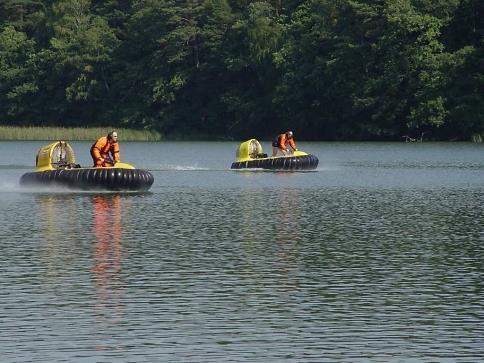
[107,131,118,143]
[286,131,293,139]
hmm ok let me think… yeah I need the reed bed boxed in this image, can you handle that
[0,126,161,141]
[471,133,483,143]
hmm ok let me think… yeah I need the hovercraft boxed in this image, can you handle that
[231,139,318,170]
[20,141,154,191]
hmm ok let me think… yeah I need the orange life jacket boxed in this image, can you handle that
[90,136,120,164]
[277,133,296,150]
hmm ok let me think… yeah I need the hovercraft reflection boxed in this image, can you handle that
[231,139,318,170]
[19,141,154,191]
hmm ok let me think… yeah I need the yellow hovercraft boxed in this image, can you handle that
[19,141,154,191]
[231,139,318,170]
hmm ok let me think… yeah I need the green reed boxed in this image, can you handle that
[0,126,162,141]
[471,133,483,143]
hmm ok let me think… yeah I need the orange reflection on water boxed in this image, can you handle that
[92,195,123,328]
[93,195,122,274]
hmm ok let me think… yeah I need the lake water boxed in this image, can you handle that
[0,141,483,362]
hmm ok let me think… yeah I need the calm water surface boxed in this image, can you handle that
[1,141,483,362]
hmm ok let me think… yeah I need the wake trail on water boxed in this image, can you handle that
[0,164,32,170]
[1,181,145,194]
[150,164,331,172]
[150,164,211,171]
[0,181,23,193]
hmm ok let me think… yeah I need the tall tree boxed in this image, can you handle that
[274,0,454,140]
[43,0,119,123]
[0,26,38,122]
[440,0,484,139]
[218,1,285,138]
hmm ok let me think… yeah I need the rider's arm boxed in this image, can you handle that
[112,143,120,162]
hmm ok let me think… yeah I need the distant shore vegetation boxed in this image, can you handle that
[0,1,482,141]
[0,126,161,141]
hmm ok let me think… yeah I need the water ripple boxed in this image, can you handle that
[1,189,483,361]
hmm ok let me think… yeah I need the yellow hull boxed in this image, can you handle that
[231,139,318,170]
[21,141,153,191]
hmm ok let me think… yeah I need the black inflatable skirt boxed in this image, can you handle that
[19,168,154,191]
[231,154,318,170]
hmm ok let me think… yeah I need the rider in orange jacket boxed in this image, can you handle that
[90,131,120,167]
[272,131,297,157]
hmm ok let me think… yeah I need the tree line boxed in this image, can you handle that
[0,0,482,140]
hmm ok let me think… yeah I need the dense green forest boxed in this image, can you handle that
[0,0,482,140]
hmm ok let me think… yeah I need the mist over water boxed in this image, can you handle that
[1,141,483,362]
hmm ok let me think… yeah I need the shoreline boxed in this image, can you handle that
[0,126,161,141]
[0,126,481,142]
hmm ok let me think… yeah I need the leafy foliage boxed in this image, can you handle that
[0,26,38,120]
[0,0,482,140]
